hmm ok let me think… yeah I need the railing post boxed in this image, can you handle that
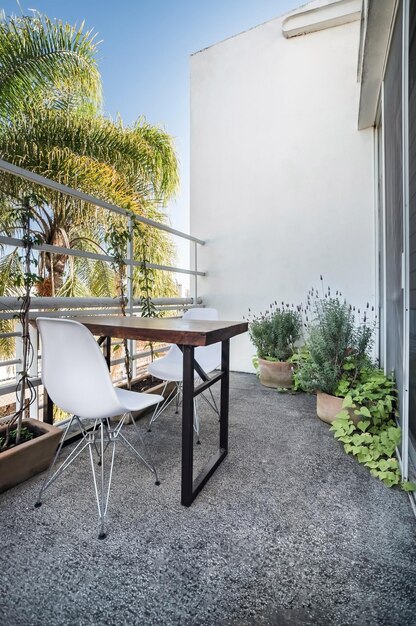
[127,215,137,379]
[29,324,39,420]
[192,241,198,306]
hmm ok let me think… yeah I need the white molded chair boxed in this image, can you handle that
[147,308,221,438]
[35,317,163,539]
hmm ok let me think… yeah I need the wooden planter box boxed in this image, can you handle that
[0,418,62,493]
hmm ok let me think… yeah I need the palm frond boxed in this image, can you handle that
[0,249,22,295]
[0,318,15,358]
[0,11,102,120]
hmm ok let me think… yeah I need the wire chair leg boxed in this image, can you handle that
[88,420,116,540]
[175,384,181,414]
[147,381,169,431]
[99,421,105,538]
[35,415,88,508]
[147,382,180,431]
[118,431,160,485]
[194,397,201,445]
[128,412,160,482]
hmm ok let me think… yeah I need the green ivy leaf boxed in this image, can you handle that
[338,436,351,443]
[357,420,370,432]
[357,452,372,463]
[402,481,416,492]
[364,461,378,469]
[342,395,354,409]
[358,406,371,418]
[334,410,351,422]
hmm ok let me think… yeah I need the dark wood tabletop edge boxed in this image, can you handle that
[75,317,248,346]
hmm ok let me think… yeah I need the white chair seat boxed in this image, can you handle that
[114,387,163,412]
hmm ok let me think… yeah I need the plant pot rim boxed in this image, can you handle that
[316,391,344,399]
[0,418,61,456]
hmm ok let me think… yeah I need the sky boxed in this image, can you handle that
[2,0,302,267]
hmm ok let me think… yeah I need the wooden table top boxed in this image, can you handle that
[75,315,248,346]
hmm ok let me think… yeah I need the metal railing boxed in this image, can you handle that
[0,159,206,422]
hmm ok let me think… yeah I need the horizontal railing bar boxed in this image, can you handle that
[0,308,199,320]
[0,332,21,339]
[0,296,121,310]
[0,358,20,367]
[0,159,205,245]
[110,346,168,367]
[134,346,169,360]
[0,296,199,310]
[0,309,120,320]
[142,262,204,276]
[0,376,42,396]
[0,236,205,277]
[0,296,200,311]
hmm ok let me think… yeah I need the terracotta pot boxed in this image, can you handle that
[316,392,359,425]
[258,358,294,388]
[0,418,62,493]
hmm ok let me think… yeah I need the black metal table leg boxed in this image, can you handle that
[220,339,230,451]
[181,345,195,506]
[180,339,230,507]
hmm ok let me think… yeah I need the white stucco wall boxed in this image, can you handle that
[190,3,375,372]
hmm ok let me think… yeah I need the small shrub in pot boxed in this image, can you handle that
[247,302,302,388]
[297,297,374,396]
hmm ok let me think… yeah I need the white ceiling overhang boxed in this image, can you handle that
[282,0,361,39]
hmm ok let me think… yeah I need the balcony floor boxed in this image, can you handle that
[0,372,415,626]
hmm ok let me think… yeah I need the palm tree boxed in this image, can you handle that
[0,11,179,298]
[0,107,179,295]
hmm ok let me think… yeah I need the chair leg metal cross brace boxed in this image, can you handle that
[180,339,230,507]
[35,412,159,539]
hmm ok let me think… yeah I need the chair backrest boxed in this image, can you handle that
[37,317,122,419]
[182,308,218,321]
[183,308,221,372]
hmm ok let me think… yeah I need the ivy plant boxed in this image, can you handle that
[330,369,416,491]
[135,222,158,361]
[105,218,133,388]
[1,194,44,451]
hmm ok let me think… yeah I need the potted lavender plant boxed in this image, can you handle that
[247,302,302,388]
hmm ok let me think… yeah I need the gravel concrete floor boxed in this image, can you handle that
[0,372,415,626]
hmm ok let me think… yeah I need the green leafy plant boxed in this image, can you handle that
[288,346,312,392]
[105,218,133,389]
[104,218,160,386]
[247,302,302,362]
[297,285,374,395]
[135,222,158,361]
[330,369,416,491]
[1,194,44,451]
[0,425,34,449]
